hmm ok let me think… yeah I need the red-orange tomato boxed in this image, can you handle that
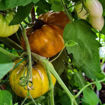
[38,11,70,29]
[21,24,64,57]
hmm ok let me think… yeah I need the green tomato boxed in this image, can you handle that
[0,12,19,37]
[84,0,103,17]
[75,3,88,20]
[89,16,104,31]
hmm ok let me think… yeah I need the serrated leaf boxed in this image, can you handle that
[52,49,68,75]
[10,3,33,25]
[0,0,39,10]
[0,90,12,105]
[82,88,99,105]
[63,20,104,80]
[0,52,14,79]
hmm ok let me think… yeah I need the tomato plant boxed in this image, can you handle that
[0,0,105,105]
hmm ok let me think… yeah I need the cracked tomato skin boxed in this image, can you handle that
[21,24,64,57]
[9,60,56,98]
[0,12,19,37]
[38,11,70,29]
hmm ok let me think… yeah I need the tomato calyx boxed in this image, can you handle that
[32,19,45,30]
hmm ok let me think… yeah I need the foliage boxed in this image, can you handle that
[0,0,105,105]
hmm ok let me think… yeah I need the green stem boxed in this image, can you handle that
[32,53,78,105]
[0,47,20,60]
[46,60,78,105]
[22,28,32,80]
[43,62,55,105]
[75,78,105,98]
[50,47,64,63]
[61,0,73,21]
[0,37,23,50]
[99,32,101,43]
[21,96,28,105]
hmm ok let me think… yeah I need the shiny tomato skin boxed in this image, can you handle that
[0,12,19,37]
[21,24,64,57]
[9,60,56,98]
[38,11,70,29]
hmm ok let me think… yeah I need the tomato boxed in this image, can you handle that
[0,12,19,37]
[21,24,64,57]
[9,60,56,98]
[38,11,70,29]
[75,3,88,20]
[84,0,103,17]
[89,16,104,31]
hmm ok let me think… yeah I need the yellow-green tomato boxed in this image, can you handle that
[75,3,88,20]
[0,12,19,37]
[9,60,56,98]
[84,0,103,17]
[89,16,104,31]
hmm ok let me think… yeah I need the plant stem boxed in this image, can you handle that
[43,62,55,105]
[31,6,35,23]
[0,38,23,50]
[61,0,73,21]
[45,60,78,105]
[22,28,32,80]
[21,96,28,105]
[75,78,105,98]
[50,47,65,63]
[32,53,78,105]
[0,47,20,60]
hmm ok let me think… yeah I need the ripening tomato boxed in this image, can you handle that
[84,0,103,17]
[21,24,64,57]
[38,11,70,29]
[9,60,56,98]
[75,3,88,20]
[0,12,19,37]
[89,16,104,31]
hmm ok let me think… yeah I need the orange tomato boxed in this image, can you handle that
[38,11,70,29]
[21,24,64,57]
[9,60,56,98]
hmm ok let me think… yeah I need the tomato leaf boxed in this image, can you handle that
[36,0,51,15]
[73,71,86,88]
[63,20,104,80]
[10,3,33,25]
[0,52,14,79]
[0,0,39,10]
[82,88,99,105]
[51,0,63,11]
[0,90,12,105]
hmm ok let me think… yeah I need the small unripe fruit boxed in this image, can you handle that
[75,3,88,20]
[89,16,104,31]
[84,0,103,17]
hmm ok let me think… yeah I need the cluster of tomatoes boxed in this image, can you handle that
[0,11,69,98]
[1,0,104,98]
[75,0,104,31]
